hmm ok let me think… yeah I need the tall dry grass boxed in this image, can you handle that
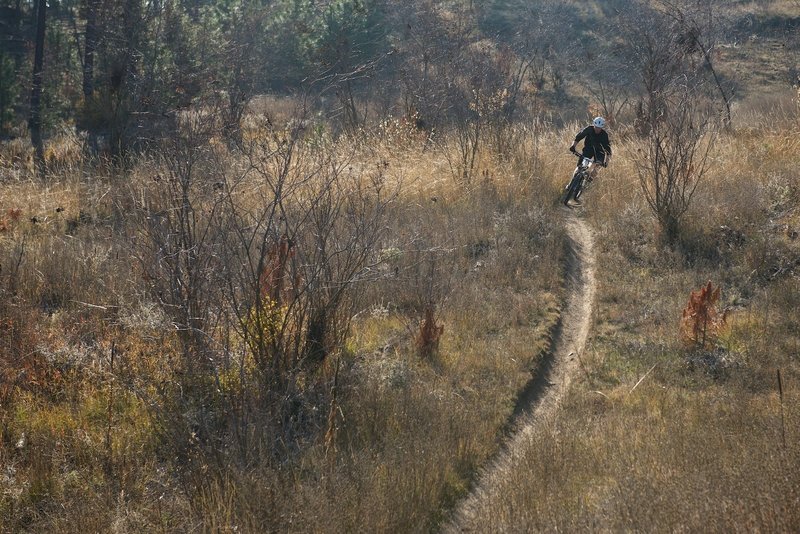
[458,383,800,532]
[164,122,567,532]
[3,94,798,531]
[0,113,568,532]
[455,103,800,530]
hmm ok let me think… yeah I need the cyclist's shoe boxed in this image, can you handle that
[572,198,582,205]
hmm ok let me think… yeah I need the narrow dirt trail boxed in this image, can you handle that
[444,211,597,532]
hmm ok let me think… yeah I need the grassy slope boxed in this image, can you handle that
[0,96,795,534]
[434,5,800,529]
[456,109,800,530]
[1,2,799,532]
[454,3,800,531]
[0,124,569,531]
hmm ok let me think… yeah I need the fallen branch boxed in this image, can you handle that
[629,363,658,395]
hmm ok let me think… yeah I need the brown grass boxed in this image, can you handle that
[1,69,798,530]
[454,102,800,530]
[459,382,800,531]
[0,112,567,532]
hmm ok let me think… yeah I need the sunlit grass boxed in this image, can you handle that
[456,107,800,530]
[1,85,798,531]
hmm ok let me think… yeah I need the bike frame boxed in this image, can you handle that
[573,148,599,176]
[563,148,604,206]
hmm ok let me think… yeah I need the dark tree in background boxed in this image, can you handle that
[0,2,28,136]
[78,0,100,145]
[28,0,46,173]
[0,0,787,166]
[82,0,99,100]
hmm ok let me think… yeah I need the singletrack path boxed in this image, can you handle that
[445,211,597,532]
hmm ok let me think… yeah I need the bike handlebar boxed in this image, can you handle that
[570,147,607,167]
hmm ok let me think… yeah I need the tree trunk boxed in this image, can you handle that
[83,0,99,100]
[29,0,47,175]
[79,0,101,151]
[306,309,329,367]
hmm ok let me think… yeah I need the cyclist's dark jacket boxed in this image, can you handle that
[574,126,611,162]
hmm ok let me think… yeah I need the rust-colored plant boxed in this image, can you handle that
[259,234,300,305]
[0,208,22,233]
[416,305,444,359]
[680,281,727,349]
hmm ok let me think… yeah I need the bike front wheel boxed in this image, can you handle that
[562,172,583,205]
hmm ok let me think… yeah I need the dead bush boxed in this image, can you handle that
[680,281,728,350]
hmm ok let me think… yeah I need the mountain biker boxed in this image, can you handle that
[564,117,611,205]
[570,116,612,173]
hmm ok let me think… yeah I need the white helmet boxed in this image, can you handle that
[593,116,607,129]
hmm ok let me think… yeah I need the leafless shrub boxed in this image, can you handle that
[121,102,398,482]
[222,115,394,378]
[617,4,716,243]
[657,0,735,127]
[132,109,226,371]
[416,305,443,359]
[394,2,472,137]
[633,85,714,243]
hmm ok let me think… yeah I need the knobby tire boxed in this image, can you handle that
[563,172,583,206]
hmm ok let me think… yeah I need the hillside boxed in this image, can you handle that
[1,0,799,531]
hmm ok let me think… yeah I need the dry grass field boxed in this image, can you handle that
[0,117,570,531]
[1,1,799,531]
[453,93,800,531]
[2,96,797,531]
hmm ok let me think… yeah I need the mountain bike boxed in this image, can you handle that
[563,147,605,206]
